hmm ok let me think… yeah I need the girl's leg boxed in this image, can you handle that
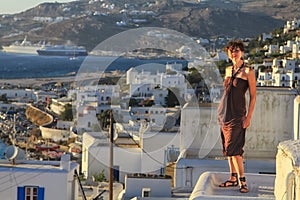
[232,155,248,193]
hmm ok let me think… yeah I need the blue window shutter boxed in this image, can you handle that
[17,187,25,200]
[38,187,45,200]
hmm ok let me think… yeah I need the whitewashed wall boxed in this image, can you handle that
[275,140,300,200]
[82,131,180,183]
[0,156,78,200]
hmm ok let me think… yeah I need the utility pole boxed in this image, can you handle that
[109,110,114,200]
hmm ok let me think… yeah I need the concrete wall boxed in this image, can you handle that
[294,96,300,140]
[40,126,74,142]
[180,87,296,159]
[124,175,172,198]
[275,140,300,200]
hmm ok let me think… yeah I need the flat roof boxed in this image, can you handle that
[190,171,275,200]
[0,160,78,173]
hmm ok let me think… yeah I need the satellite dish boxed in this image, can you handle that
[167,146,179,162]
[5,145,25,164]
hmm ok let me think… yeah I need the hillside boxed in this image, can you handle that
[0,0,299,50]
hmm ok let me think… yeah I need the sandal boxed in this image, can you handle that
[219,173,238,187]
[239,177,249,193]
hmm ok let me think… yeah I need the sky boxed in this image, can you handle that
[0,0,75,14]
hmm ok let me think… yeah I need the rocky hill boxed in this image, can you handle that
[0,0,299,51]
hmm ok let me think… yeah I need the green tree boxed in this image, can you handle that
[185,67,203,87]
[215,60,230,77]
[60,103,73,121]
[97,109,116,131]
[128,98,139,107]
[0,94,9,103]
[92,170,106,182]
[165,87,185,107]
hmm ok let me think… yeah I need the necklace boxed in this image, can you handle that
[231,62,244,80]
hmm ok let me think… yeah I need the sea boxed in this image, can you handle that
[0,52,188,79]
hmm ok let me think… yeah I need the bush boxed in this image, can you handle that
[93,170,106,182]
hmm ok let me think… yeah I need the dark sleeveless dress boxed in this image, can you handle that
[218,68,249,156]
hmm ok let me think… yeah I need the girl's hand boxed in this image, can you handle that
[243,117,251,128]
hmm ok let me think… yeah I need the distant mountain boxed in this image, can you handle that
[0,0,298,51]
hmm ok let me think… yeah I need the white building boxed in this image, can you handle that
[257,69,272,86]
[165,63,183,72]
[274,58,298,71]
[0,89,36,102]
[258,57,300,87]
[129,106,167,126]
[50,97,72,115]
[292,42,300,59]
[127,68,161,86]
[271,58,300,87]
[81,125,180,183]
[119,174,172,199]
[76,103,100,134]
[73,85,120,106]
[264,44,279,56]
[272,71,300,87]
[279,40,296,54]
[0,154,79,200]
[72,85,120,134]
[161,73,187,100]
[126,65,191,105]
[212,51,228,61]
[34,90,57,103]
[283,18,300,33]
[260,32,272,42]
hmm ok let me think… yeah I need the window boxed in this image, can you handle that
[26,187,38,200]
[18,186,44,200]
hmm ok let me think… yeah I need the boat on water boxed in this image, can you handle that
[1,36,44,55]
[37,45,88,56]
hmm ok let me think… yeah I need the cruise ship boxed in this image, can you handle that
[1,36,44,55]
[37,45,88,56]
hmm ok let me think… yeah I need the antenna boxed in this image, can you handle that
[5,145,25,165]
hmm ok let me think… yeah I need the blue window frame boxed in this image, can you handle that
[17,186,44,200]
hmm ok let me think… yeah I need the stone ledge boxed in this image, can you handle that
[190,171,275,200]
[275,140,300,200]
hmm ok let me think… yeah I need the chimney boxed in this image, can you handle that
[60,154,71,171]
